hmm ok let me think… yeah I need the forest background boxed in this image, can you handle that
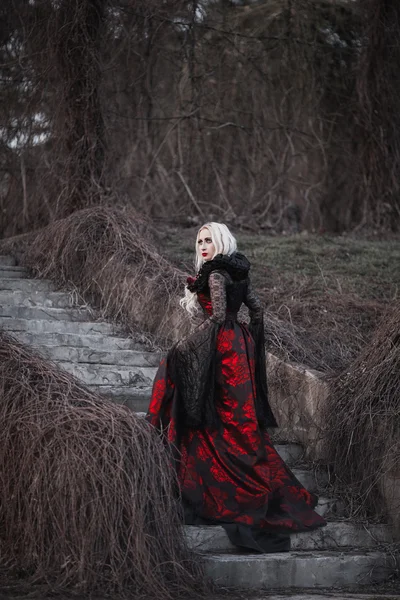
[2,0,400,235]
[0,0,399,375]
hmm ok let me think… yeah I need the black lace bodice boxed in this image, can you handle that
[194,271,263,328]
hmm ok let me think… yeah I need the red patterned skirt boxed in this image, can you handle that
[147,320,326,552]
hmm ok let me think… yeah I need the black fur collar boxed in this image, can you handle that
[187,252,250,293]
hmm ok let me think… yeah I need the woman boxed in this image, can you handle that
[147,222,326,553]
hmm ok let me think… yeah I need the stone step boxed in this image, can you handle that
[11,331,144,351]
[315,495,344,519]
[99,386,154,412]
[186,522,394,553]
[272,442,303,465]
[0,318,116,336]
[0,290,75,309]
[271,443,305,466]
[0,266,30,278]
[97,386,152,412]
[263,594,399,600]
[223,593,400,600]
[292,467,330,493]
[0,256,16,266]
[0,278,54,292]
[58,361,157,387]
[0,304,93,322]
[34,344,162,367]
[204,550,395,589]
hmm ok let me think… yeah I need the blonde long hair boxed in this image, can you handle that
[180,222,237,315]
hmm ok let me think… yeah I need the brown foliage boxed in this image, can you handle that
[6,0,400,236]
[0,331,205,597]
[264,292,384,373]
[323,303,400,527]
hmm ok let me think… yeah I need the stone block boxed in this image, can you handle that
[0,278,53,292]
[96,386,152,413]
[12,331,137,350]
[57,361,157,387]
[0,305,93,322]
[204,551,395,589]
[315,495,345,518]
[0,267,29,278]
[266,352,329,460]
[0,256,16,266]
[292,467,329,493]
[0,317,115,335]
[273,442,303,465]
[185,522,394,553]
[37,345,162,367]
[0,290,74,309]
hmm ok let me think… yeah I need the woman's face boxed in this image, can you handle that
[197,227,215,262]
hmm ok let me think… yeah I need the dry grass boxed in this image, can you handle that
[0,330,205,597]
[323,304,400,528]
[262,293,383,372]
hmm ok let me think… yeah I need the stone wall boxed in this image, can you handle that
[266,352,329,460]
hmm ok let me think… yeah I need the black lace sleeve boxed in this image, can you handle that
[196,271,227,330]
[244,279,264,324]
[183,271,226,337]
[244,278,278,429]
[168,273,225,429]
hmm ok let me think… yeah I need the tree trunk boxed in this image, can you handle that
[54,0,106,214]
[354,0,400,230]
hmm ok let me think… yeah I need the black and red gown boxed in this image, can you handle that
[147,252,326,552]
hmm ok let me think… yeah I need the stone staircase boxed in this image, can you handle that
[0,255,397,593]
[0,257,157,412]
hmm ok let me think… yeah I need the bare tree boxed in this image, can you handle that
[0,0,399,236]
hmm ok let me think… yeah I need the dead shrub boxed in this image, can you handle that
[0,206,189,346]
[323,304,400,531]
[264,292,384,373]
[0,330,205,597]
